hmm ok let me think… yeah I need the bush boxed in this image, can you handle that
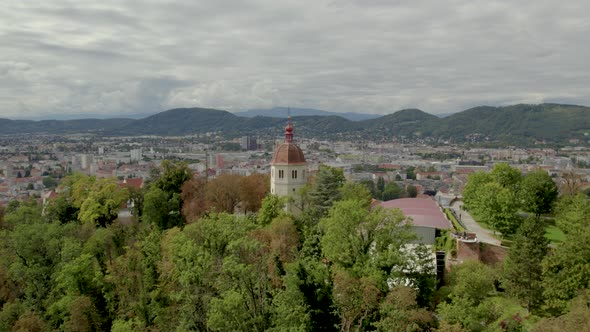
[444,208,465,232]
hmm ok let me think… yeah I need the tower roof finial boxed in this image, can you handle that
[285,108,293,143]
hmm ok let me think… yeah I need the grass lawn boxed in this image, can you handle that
[545,225,566,243]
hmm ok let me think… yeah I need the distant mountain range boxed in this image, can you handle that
[234,107,382,121]
[0,103,589,145]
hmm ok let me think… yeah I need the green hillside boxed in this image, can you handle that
[1,103,589,145]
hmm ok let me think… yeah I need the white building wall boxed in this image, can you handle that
[270,164,307,197]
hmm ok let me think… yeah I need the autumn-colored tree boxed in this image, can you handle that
[252,216,300,287]
[560,170,584,196]
[374,286,435,332]
[206,174,241,213]
[10,311,49,332]
[332,268,381,332]
[180,176,209,222]
[238,173,269,213]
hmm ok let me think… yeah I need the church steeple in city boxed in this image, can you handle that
[270,114,307,202]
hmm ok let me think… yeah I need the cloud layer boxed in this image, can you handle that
[1,0,589,118]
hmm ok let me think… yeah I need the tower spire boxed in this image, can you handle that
[284,115,293,143]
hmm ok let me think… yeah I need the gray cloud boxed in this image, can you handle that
[0,0,589,119]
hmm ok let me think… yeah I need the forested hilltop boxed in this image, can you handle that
[1,161,589,331]
[1,103,589,145]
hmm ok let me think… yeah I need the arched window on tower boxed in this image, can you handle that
[279,170,284,179]
[292,170,298,179]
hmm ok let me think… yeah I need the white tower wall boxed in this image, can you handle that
[270,164,307,196]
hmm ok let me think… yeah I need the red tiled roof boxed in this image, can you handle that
[120,178,143,189]
[381,198,451,229]
[271,143,306,165]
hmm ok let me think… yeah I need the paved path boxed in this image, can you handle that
[450,201,501,245]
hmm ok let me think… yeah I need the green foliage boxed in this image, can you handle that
[554,194,590,234]
[143,187,181,229]
[531,291,590,331]
[3,199,42,228]
[257,195,285,226]
[436,230,456,252]
[437,261,501,331]
[1,157,584,331]
[2,103,590,144]
[463,165,527,237]
[406,184,418,198]
[472,182,521,235]
[271,259,336,331]
[44,195,79,224]
[42,176,58,189]
[502,218,549,312]
[520,170,558,218]
[462,171,493,211]
[490,163,522,192]
[142,160,192,229]
[307,165,345,219]
[540,194,590,314]
[78,178,129,227]
[6,221,67,311]
[444,208,465,232]
[339,182,372,208]
[374,286,435,332]
[406,166,416,180]
[320,200,414,273]
[382,182,404,201]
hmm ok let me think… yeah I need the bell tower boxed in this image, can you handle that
[270,117,307,197]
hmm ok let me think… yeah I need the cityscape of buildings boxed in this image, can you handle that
[1,129,589,207]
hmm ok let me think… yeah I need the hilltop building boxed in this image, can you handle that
[381,198,452,245]
[270,118,307,198]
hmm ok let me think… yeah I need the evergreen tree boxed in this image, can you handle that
[502,217,549,312]
[376,176,385,199]
[307,165,345,219]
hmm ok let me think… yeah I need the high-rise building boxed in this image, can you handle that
[270,118,307,198]
[130,148,142,162]
[240,136,257,150]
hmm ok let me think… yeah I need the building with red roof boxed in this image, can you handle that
[270,118,307,197]
[120,177,144,189]
[381,197,452,245]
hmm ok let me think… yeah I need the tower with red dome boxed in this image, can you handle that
[270,117,307,197]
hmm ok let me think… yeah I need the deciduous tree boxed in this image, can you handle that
[520,170,558,219]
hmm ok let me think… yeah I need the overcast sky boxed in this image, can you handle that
[1,0,589,119]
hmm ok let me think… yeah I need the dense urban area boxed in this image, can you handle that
[0,126,589,331]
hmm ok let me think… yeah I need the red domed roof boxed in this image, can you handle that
[271,117,306,165]
[271,143,306,165]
